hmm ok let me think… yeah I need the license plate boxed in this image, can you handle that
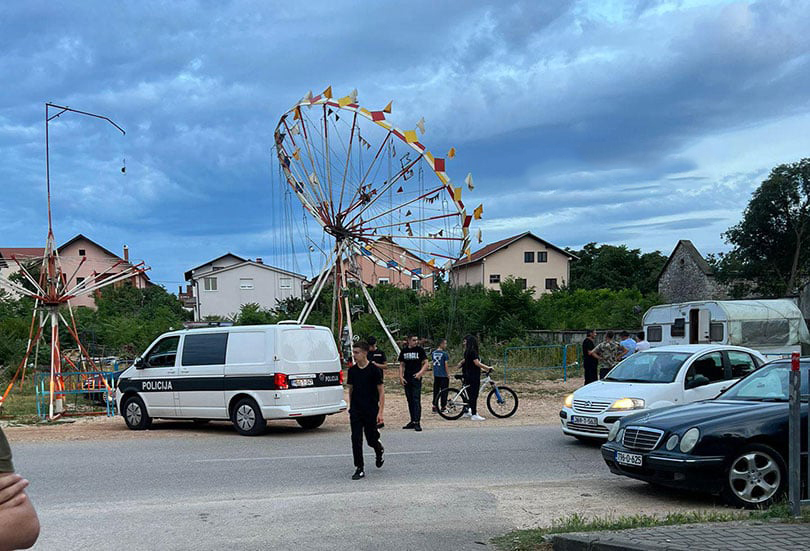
[570,415,598,426]
[616,451,643,467]
[291,378,314,388]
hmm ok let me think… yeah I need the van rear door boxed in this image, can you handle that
[277,327,342,406]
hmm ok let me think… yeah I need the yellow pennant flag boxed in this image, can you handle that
[338,95,353,107]
[293,107,301,120]
[383,101,392,113]
[453,187,462,201]
[404,130,418,143]
[473,204,483,219]
[428,258,435,267]
[447,147,456,159]
[323,86,332,98]
[292,148,301,161]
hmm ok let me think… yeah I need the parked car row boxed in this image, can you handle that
[560,345,808,508]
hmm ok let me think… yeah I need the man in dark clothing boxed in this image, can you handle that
[367,336,388,428]
[347,341,385,480]
[398,334,429,431]
[582,329,598,385]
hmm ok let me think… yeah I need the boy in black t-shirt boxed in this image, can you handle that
[367,336,388,428]
[397,334,429,431]
[347,341,385,480]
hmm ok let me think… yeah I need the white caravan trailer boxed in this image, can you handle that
[642,299,810,358]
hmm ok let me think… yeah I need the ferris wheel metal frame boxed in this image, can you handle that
[274,87,482,356]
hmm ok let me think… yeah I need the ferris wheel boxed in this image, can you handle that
[274,87,482,353]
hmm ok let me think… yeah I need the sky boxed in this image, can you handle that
[1,0,809,291]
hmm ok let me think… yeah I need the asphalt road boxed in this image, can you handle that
[11,421,715,550]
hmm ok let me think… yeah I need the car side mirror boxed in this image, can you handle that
[134,357,145,369]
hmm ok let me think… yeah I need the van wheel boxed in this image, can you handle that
[296,415,326,430]
[232,398,266,436]
[123,396,152,430]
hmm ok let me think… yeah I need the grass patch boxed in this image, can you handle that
[492,505,810,551]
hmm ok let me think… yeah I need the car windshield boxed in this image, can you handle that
[720,362,808,401]
[603,352,691,383]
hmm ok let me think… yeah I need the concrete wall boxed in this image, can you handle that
[195,263,304,320]
[658,247,727,303]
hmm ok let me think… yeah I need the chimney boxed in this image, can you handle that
[123,245,129,262]
[256,257,263,264]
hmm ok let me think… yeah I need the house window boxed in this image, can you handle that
[240,278,254,290]
[545,278,558,290]
[515,278,527,290]
[78,249,86,256]
[378,277,390,284]
[524,251,535,263]
[279,277,292,290]
[411,278,421,290]
[489,274,501,284]
[76,277,85,285]
[203,277,218,291]
[538,251,548,263]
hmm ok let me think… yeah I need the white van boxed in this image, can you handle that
[642,299,810,358]
[115,324,347,436]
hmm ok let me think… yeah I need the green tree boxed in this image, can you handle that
[723,158,810,295]
[566,243,666,294]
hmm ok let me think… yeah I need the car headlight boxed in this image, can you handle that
[679,428,700,453]
[607,398,645,411]
[563,393,573,408]
[665,434,679,451]
[608,422,621,441]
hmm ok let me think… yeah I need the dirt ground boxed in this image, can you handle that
[1,377,582,443]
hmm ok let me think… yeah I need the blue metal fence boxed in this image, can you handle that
[35,370,123,419]
[502,344,582,383]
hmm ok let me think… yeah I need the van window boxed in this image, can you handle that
[146,336,180,368]
[182,333,228,366]
[226,332,267,364]
[281,329,338,362]
[709,323,724,342]
[671,318,685,337]
[647,325,662,342]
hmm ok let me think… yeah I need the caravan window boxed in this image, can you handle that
[647,326,662,342]
[710,323,724,342]
[671,318,685,337]
[739,320,790,345]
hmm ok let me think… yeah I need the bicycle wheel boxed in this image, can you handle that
[436,388,466,420]
[487,386,518,418]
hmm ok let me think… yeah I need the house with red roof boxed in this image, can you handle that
[451,232,577,297]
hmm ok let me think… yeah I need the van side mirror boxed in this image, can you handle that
[134,357,145,369]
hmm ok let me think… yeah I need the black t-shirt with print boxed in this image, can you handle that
[347,363,383,416]
[368,348,387,369]
[398,346,427,378]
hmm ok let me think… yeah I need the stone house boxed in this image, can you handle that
[657,240,727,303]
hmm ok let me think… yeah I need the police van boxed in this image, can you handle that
[115,324,347,436]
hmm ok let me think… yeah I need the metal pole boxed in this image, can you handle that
[788,352,801,517]
[358,282,400,357]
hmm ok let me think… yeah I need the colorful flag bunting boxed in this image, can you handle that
[386,260,398,268]
[465,173,474,190]
[412,268,422,275]
[383,101,392,113]
[447,147,456,159]
[416,117,425,134]
[404,130,418,143]
[453,187,462,201]
[474,204,483,219]
[323,86,332,98]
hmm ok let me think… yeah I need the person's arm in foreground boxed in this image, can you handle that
[0,472,40,551]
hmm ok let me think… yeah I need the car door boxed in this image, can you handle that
[177,332,227,419]
[137,335,180,416]
[682,351,728,402]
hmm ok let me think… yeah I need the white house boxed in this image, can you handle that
[184,254,306,320]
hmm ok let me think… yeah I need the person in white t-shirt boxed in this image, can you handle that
[635,331,651,352]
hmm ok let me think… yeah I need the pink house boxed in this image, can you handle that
[57,234,150,308]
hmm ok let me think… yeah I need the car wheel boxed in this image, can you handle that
[296,415,326,430]
[722,443,786,509]
[232,398,266,436]
[123,396,152,430]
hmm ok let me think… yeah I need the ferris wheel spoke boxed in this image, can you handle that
[337,110,359,218]
[343,132,393,213]
[348,183,446,230]
[342,152,425,226]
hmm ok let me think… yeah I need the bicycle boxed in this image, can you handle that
[435,369,518,419]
